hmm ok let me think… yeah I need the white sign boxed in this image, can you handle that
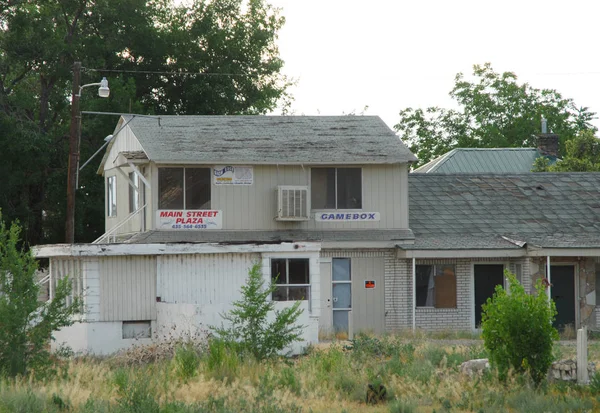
[157,210,222,230]
[213,165,253,185]
[315,212,380,222]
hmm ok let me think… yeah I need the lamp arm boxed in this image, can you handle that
[76,82,101,97]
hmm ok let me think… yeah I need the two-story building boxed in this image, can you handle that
[33,115,600,355]
[34,115,418,354]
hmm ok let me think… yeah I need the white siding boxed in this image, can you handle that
[99,256,156,321]
[157,253,260,304]
[103,125,144,173]
[148,163,409,232]
[50,258,83,306]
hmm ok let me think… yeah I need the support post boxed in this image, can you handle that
[65,62,82,243]
[547,256,551,302]
[577,326,589,383]
[412,257,416,331]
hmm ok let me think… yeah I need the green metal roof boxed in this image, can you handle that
[413,148,555,174]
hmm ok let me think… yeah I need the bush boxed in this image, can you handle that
[0,215,81,378]
[481,270,559,385]
[173,344,200,382]
[211,262,304,360]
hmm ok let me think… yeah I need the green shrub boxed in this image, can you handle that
[211,262,304,360]
[278,367,302,396]
[0,216,81,378]
[481,270,559,385]
[173,344,200,382]
[204,338,240,382]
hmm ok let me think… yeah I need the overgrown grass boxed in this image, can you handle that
[0,335,598,412]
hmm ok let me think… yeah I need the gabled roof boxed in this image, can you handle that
[407,173,600,249]
[412,148,553,174]
[111,115,417,166]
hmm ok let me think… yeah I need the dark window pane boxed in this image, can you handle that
[288,259,309,284]
[271,259,287,284]
[186,168,211,209]
[159,168,183,209]
[272,286,287,301]
[287,286,309,301]
[107,176,117,217]
[311,168,336,209]
[416,265,433,307]
[336,168,362,209]
[333,258,351,281]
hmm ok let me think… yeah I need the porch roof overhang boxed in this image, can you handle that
[32,241,321,258]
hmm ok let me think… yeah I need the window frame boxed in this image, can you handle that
[158,166,212,210]
[270,258,311,302]
[310,167,363,211]
[415,264,457,309]
[107,175,117,217]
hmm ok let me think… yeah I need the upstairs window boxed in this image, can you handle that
[158,167,211,209]
[271,258,310,301]
[107,176,117,217]
[311,167,362,210]
[416,264,456,308]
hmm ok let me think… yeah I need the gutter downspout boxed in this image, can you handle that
[412,257,416,331]
[547,256,551,302]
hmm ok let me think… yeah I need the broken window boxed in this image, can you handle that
[416,264,456,308]
[158,167,211,210]
[271,258,310,301]
[311,168,362,210]
[107,175,117,217]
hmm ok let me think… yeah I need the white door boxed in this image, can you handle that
[319,260,333,337]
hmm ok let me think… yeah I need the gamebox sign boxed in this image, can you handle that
[213,165,253,185]
[157,210,222,230]
[315,212,380,222]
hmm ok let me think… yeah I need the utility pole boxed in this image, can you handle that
[65,62,82,244]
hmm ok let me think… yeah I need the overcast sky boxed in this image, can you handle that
[269,0,600,131]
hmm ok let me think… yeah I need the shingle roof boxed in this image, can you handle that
[408,173,600,249]
[125,229,415,244]
[121,115,417,165]
[412,148,553,174]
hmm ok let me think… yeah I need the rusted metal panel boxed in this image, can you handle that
[157,253,259,305]
[99,256,156,321]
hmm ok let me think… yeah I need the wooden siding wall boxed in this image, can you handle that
[147,163,409,231]
[99,256,157,321]
[157,253,259,305]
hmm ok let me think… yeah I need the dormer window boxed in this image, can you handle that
[311,167,362,210]
[158,167,211,210]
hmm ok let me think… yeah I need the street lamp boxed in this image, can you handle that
[65,62,110,243]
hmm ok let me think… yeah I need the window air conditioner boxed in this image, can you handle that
[276,186,310,221]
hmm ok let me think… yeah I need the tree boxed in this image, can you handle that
[0,214,81,377]
[481,270,559,385]
[532,130,600,172]
[395,63,596,166]
[212,262,304,360]
[0,0,290,245]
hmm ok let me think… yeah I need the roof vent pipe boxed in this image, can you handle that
[541,117,548,134]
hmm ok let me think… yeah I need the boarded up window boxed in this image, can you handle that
[122,321,151,339]
[416,264,456,308]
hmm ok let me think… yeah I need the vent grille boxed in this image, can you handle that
[277,186,309,221]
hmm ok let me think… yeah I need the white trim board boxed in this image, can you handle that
[33,242,322,258]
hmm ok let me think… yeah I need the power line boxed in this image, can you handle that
[84,68,254,77]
